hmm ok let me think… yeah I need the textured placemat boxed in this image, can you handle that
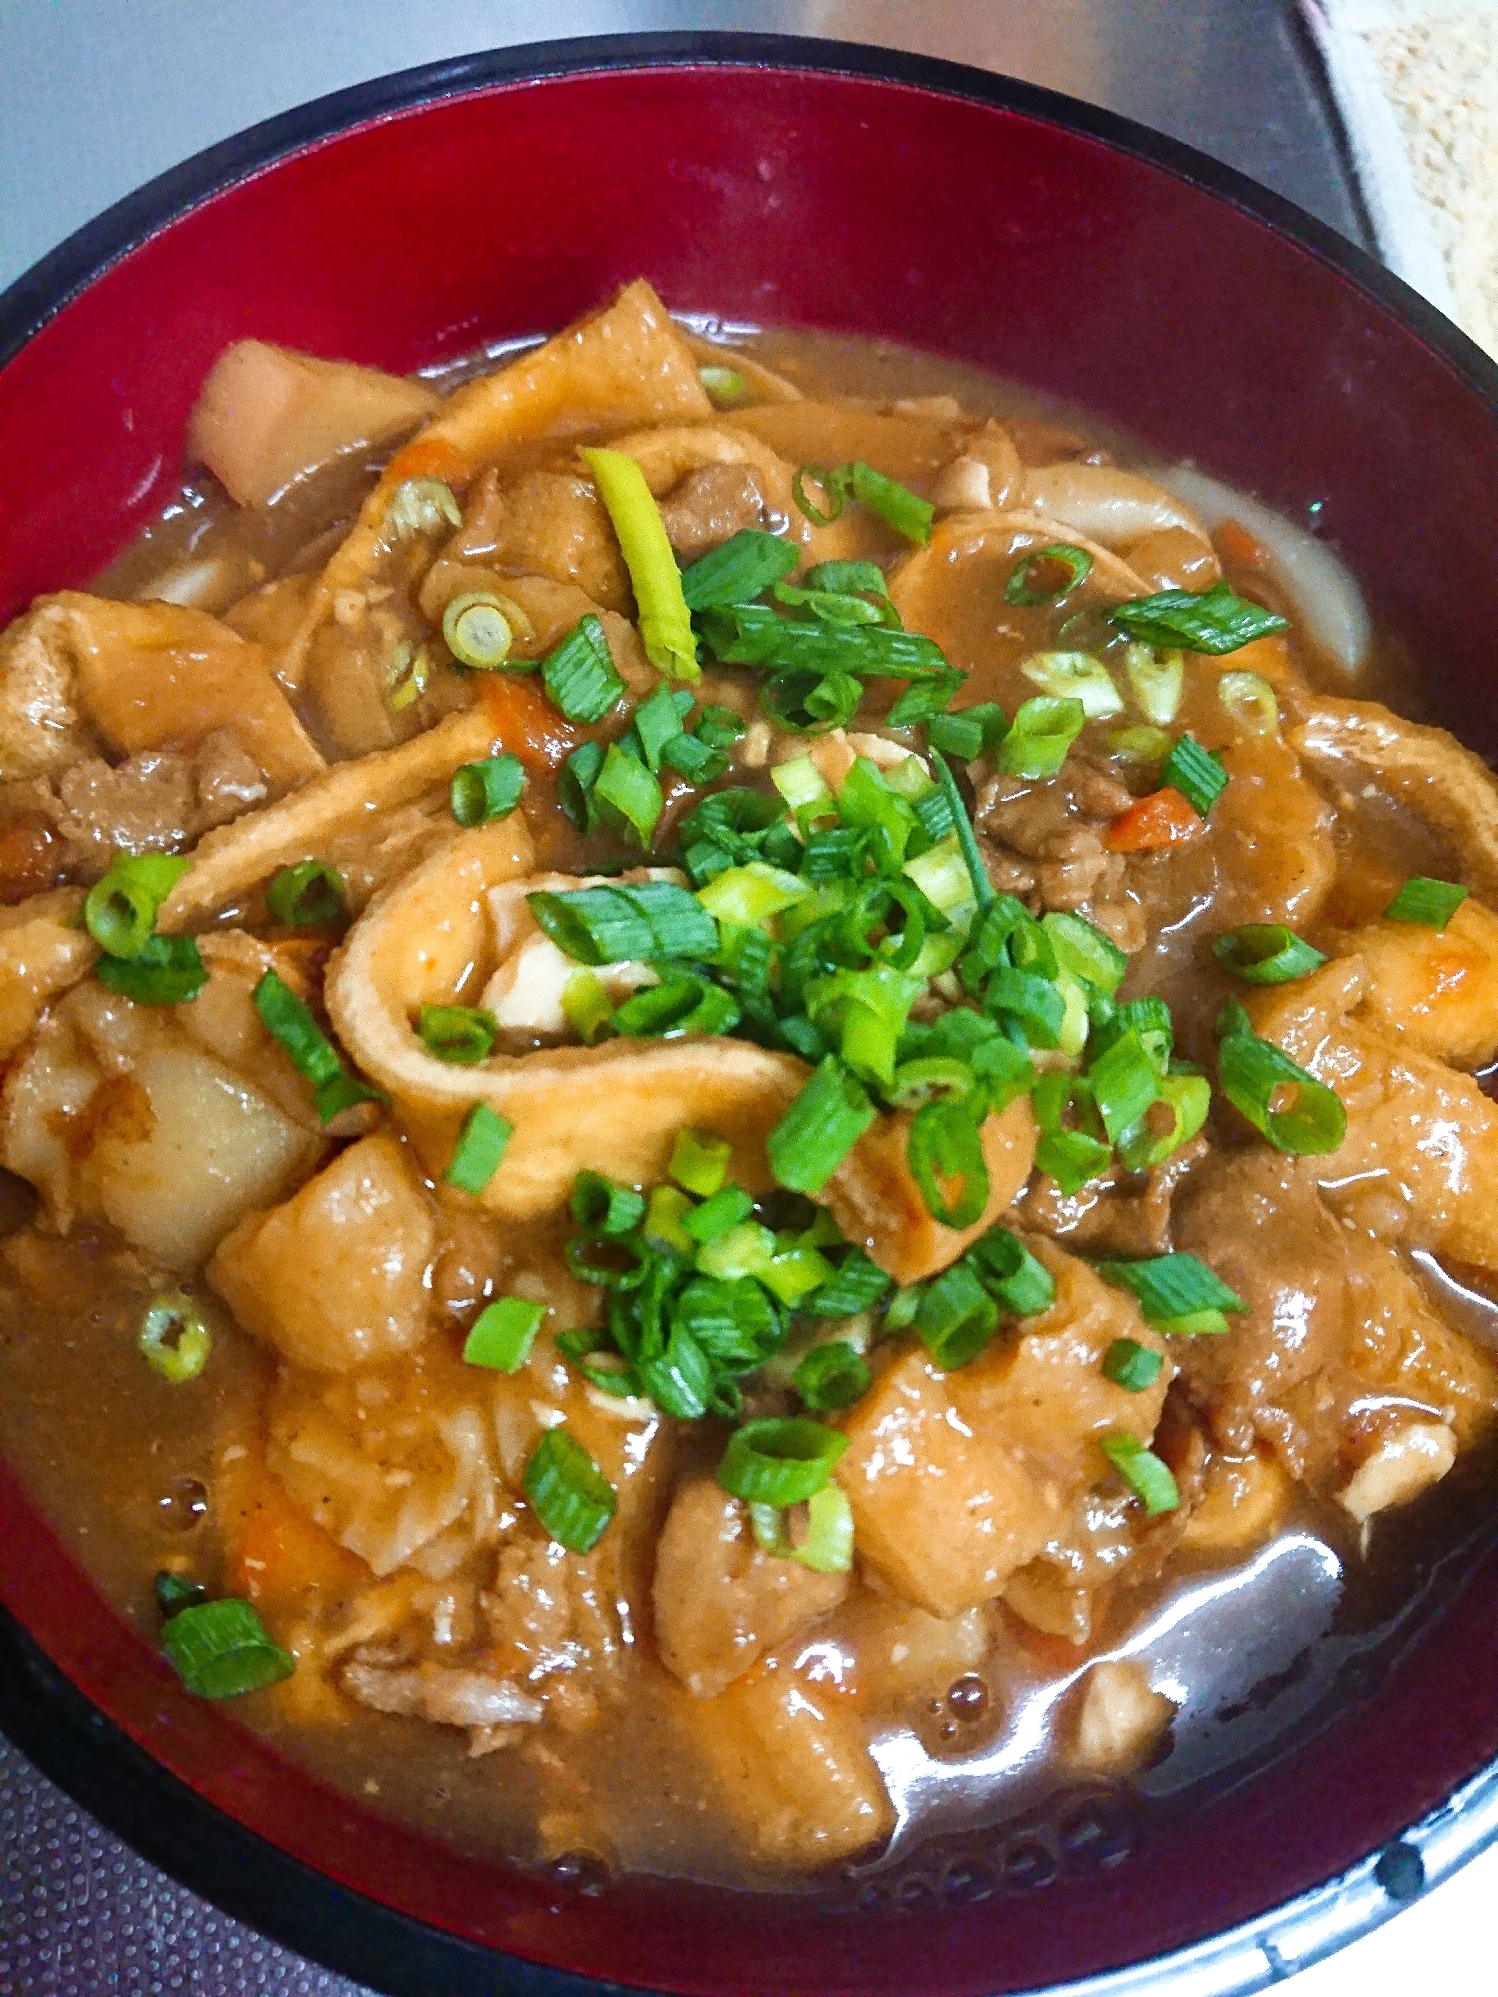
[0,1736,371,1997]
[1305,0,1498,353]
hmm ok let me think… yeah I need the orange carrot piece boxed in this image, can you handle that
[1215,517,1266,571]
[1105,787,1204,853]
[381,434,466,488]
[224,1470,365,1611]
[480,672,579,773]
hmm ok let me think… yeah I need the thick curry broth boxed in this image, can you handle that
[2,291,1497,1896]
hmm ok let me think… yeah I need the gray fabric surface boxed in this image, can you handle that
[0,4,1364,1993]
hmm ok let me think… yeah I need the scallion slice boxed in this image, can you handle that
[386,639,434,711]
[451,755,525,827]
[1212,924,1327,985]
[524,1427,617,1553]
[1122,644,1185,726]
[1384,877,1469,928]
[559,740,605,835]
[580,446,699,683]
[1218,668,1279,735]
[697,860,812,928]
[907,1100,990,1229]
[443,1103,513,1195]
[887,671,963,728]
[542,615,625,723]
[698,601,948,680]
[916,1260,1000,1370]
[154,1571,206,1618]
[684,1183,757,1245]
[612,971,740,1040]
[670,1128,734,1198]
[85,853,191,958]
[441,590,517,670]
[1159,733,1228,818]
[849,461,934,544]
[1102,1337,1165,1393]
[162,1597,296,1699]
[592,743,664,847]
[415,1002,497,1065]
[638,1322,717,1419]
[1005,543,1093,605]
[793,1340,872,1412]
[1218,1027,1347,1155]
[632,684,690,770]
[96,933,208,1007]
[527,882,718,967]
[1042,911,1128,996]
[997,696,1087,780]
[464,1296,546,1372]
[804,1247,891,1318]
[767,1057,877,1195]
[1109,580,1288,654]
[1116,1071,1211,1172]
[790,1483,856,1573]
[1019,651,1123,720]
[1095,1253,1245,1331]
[139,1292,211,1383]
[927,711,987,761]
[680,528,799,610]
[570,1171,646,1237]
[1100,1432,1179,1514]
[265,859,346,929]
[699,363,751,409]
[1088,1029,1160,1145]
[644,1183,697,1253]
[717,1417,848,1504]
[967,1228,1055,1316]
[1035,1122,1112,1198]
[928,747,994,912]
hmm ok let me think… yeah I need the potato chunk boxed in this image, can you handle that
[653,1477,847,1698]
[1338,1421,1456,1523]
[836,1242,1169,1616]
[1071,1660,1175,1773]
[210,1132,435,1372]
[679,1664,893,1869]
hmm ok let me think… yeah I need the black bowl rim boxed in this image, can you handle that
[3,28,1497,1997]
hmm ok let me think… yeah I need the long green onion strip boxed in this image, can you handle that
[1108,580,1289,654]
[253,970,382,1124]
[266,859,346,929]
[444,1103,513,1194]
[524,1427,617,1553]
[1212,924,1327,985]
[162,1597,296,1699]
[580,446,699,684]
[1005,543,1094,606]
[139,1292,212,1384]
[1385,877,1469,928]
[1101,1432,1180,1515]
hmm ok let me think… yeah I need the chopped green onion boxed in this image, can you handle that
[684,1183,756,1245]
[805,1247,891,1318]
[774,578,885,627]
[542,614,625,723]
[1018,651,1123,720]
[580,446,699,683]
[416,1003,497,1065]
[1005,543,1093,605]
[449,754,525,828]
[660,729,729,785]
[1034,1120,1112,1197]
[767,1056,877,1195]
[464,1296,546,1372]
[562,969,613,1044]
[1385,877,1469,928]
[1096,1253,1245,1334]
[1109,580,1289,654]
[1106,724,1171,764]
[612,972,740,1040]
[997,696,1087,779]
[1122,644,1184,726]
[699,363,751,408]
[792,463,845,527]
[806,961,925,1092]
[1042,911,1128,996]
[384,477,461,540]
[803,559,896,606]
[884,1284,923,1331]
[1100,1432,1179,1514]
[85,853,191,958]
[760,1241,836,1307]
[253,970,339,1088]
[592,742,663,847]
[442,590,517,670]
[916,1260,999,1369]
[794,1483,856,1572]
[717,1417,848,1504]
[638,1323,717,1420]
[771,755,835,822]
[907,1101,990,1229]
[793,1339,871,1412]
[982,966,1066,1049]
[849,461,934,544]
[967,1228,1055,1316]
[1218,668,1279,735]
[1218,1028,1346,1155]
[1103,1337,1165,1393]
[632,684,689,770]
[1216,998,1254,1041]
[697,861,812,928]
[386,638,433,711]
[670,1128,734,1198]
[96,933,208,1006]
[697,705,747,750]
[1213,924,1327,985]
[697,603,948,680]
[443,1102,512,1195]
[927,711,986,761]
[674,1274,783,1374]
[139,1292,211,1383]
[1159,734,1228,817]
[162,1598,296,1699]
[524,1427,616,1553]
[527,882,718,967]
[1116,1071,1211,1172]
[887,671,963,728]
[1088,1029,1160,1145]
[680,527,800,610]
[154,1571,206,1619]
[693,1218,774,1280]
[929,748,994,912]
[571,1172,646,1237]
[759,667,861,735]
[266,859,346,928]
[644,1184,696,1253]
[558,740,605,835]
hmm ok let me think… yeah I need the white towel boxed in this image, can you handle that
[1301,0,1498,356]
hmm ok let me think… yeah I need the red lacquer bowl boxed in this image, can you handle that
[3,34,1498,1997]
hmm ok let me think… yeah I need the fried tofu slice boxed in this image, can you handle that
[1331,896,1498,1069]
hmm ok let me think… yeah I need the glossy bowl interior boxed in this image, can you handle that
[3,34,1498,1997]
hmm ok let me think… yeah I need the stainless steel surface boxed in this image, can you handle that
[0,5,1436,1995]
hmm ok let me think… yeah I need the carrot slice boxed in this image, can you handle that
[1215,517,1266,571]
[480,673,579,773]
[1105,787,1204,853]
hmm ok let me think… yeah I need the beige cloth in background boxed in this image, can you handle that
[1306,1,1498,357]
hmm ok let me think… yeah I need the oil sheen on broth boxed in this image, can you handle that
[3,280,1498,1896]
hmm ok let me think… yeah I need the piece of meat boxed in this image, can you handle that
[341,1660,542,1728]
[652,1476,847,1699]
[53,751,197,873]
[974,759,1145,950]
[657,463,769,558]
[447,468,630,611]
[835,1241,1169,1616]
[1019,1136,1208,1258]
